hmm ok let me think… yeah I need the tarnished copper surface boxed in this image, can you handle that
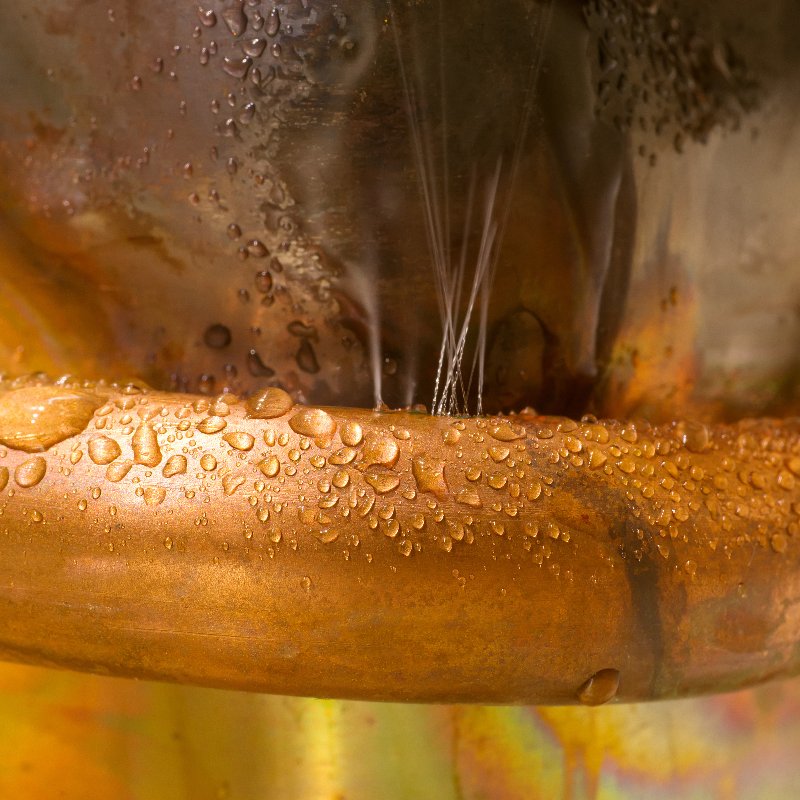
[0,376,798,703]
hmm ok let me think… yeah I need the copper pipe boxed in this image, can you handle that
[0,376,797,704]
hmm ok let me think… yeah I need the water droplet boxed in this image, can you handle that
[488,446,510,463]
[587,447,607,469]
[197,7,217,27]
[300,575,312,592]
[288,409,336,444]
[488,474,508,490]
[15,456,46,488]
[254,271,273,293]
[489,422,526,442]
[200,454,217,471]
[259,455,280,478]
[0,386,102,452]
[132,423,162,467]
[247,349,275,378]
[456,488,482,508]
[106,461,132,482]
[88,435,121,465]
[222,2,247,36]
[412,455,448,497]
[772,533,789,554]
[223,431,255,451]
[332,470,349,489]
[143,486,166,506]
[163,454,187,478]
[243,37,266,57]
[577,668,620,705]
[222,56,252,80]
[617,457,636,474]
[164,537,173,550]
[340,421,363,447]
[266,7,280,36]
[204,324,231,349]
[296,339,320,374]
[365,471,400,495]
[0,466,7,491]
[198,416,227,435]
[443,428,461,445]
[31,510,43,523]
[362,437,399,468]
[222,473,246,496]
[676,421,710,453]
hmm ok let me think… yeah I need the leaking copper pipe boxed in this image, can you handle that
[0,376,798,704]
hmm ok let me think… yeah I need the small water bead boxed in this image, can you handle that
[365,472,400,495]
[676,420,710,453]
[577,668,620,706]
[143,486,166,506]
[243,348,274,378]
[411,455,448,497]
[222,2,247,36]
[197,6,217,26]
[259,456,280,478]
[488,446,510,463]
[296,339,320,374]
[204,324,231,349]
[456,488,482,508]
[88,435,121,465]
[247,239,268,258]
[266,6,280,35]
[329,448,356,466]
[160,455,186,479]
[488,474,508,490]
[362,437,399,468]
[132,423,162,467]
[198,416,227,435]
[466,466,482,482]
[772,533,789,553]
[286,409,336,445]
[106,461,132,482]
[78,499,87,511]
[0,466,7,491]
[339,421,363,447]
[489,422,526,442]
[200,454,218,471]
[222,474,246,496]
[223,431,255,451]
[15,457,47,488]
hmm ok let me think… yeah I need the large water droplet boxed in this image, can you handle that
[88,435,121,465]
[289,409,336,444]
[163,454,188,478]
[15,456,47,488]
[246,387,293,419]
[0,386,101,452]
[132,423,162,467]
